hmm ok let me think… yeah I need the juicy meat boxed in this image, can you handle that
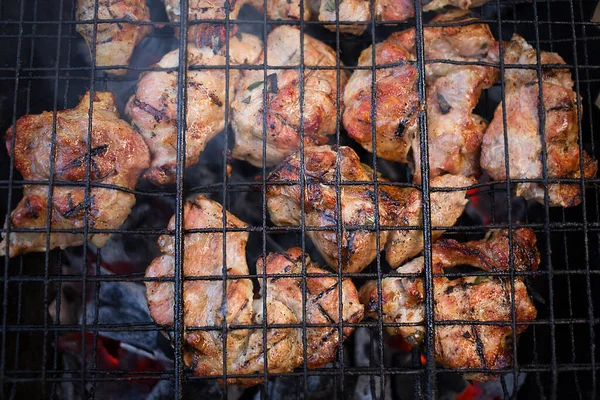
[145,196,363,386]
[1,92,150,257]
[76,0,151,76]
[125,34,262,185]
[375,0,489,22]
[266,145,475,273]
[359,228,539,381]
[481,34,597,207]
[231,26,348,167]
[258,0,370,35]
[344,11,499,182]
[162,0,246,50]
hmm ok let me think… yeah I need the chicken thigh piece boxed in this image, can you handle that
[359,228,539,381]
[266,145,474,273]
[145,196,363,386]
[231,26,348,167]
[125,34,262,185]
[343,11,498,182]
[76,0,151,76]
[162,0,246,50]
[1,92,150,257]
[481,34,597,207]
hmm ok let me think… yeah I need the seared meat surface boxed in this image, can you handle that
[344,11,498,182]
[481,34,597,207]
[125,34,262,185]
[359,228,539,381]
[76,0,151,75]
[1,92,150,257]
[266,145,474,273]
[145,196,363,386]
[375,0,489,22]
[231,26,348,167]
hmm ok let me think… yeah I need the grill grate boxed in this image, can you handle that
[0,0,599,399]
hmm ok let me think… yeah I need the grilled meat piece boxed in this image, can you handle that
[359,228,539,381]
[162,0,246,50]
[375,0,489,22]
[231,26,348,167]
[258,0,370,35]
[1,92,150,257]
[343,11,498,182]
[342,31,419,163]
[145,196,363,386]
[76,0,151,76]
[481,34,597,207]
[125,34,262,185]
[266,145,474,273]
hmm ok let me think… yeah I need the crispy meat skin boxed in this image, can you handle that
[231,26,348,167]
[125,34,262,185]
[375,0,488,21]
[1,92,150,257]
[145,196,363,386]
[343,11,498,182]
[481,34,597,207]
[360,228,539,381]
[76,0,151,76]
[266,145,474,273]
[257,0,370,35]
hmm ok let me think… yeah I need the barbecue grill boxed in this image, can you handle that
[0,0,599,398]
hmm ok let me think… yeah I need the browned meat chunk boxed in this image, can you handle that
[481,34,597,207]
[359,228,539,381]
[1,92,150,257]
[344,11,499,182]
[266,145,474,273]
[125,34,262,185]
[342,32,419,163]
[145,196,363,386]
[231,26,348,167]
[76,0,151,75]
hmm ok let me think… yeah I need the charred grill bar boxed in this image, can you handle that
[0,0,599,399]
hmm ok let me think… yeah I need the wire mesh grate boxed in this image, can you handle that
[0,0,599,399]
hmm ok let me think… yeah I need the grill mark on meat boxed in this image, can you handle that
[313,282,338,302]
[437,93,452,114]
[315,302,336,324]
[63,199,88,218]
[208,92,223,107]
[61,144,109,172]
[133,99,168,122]
[547,103,573,112]
[471,325,489,369]
[343,231,357,264]
[316,327,336,345]
[97,36,115,44]
[24,198,39,219]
